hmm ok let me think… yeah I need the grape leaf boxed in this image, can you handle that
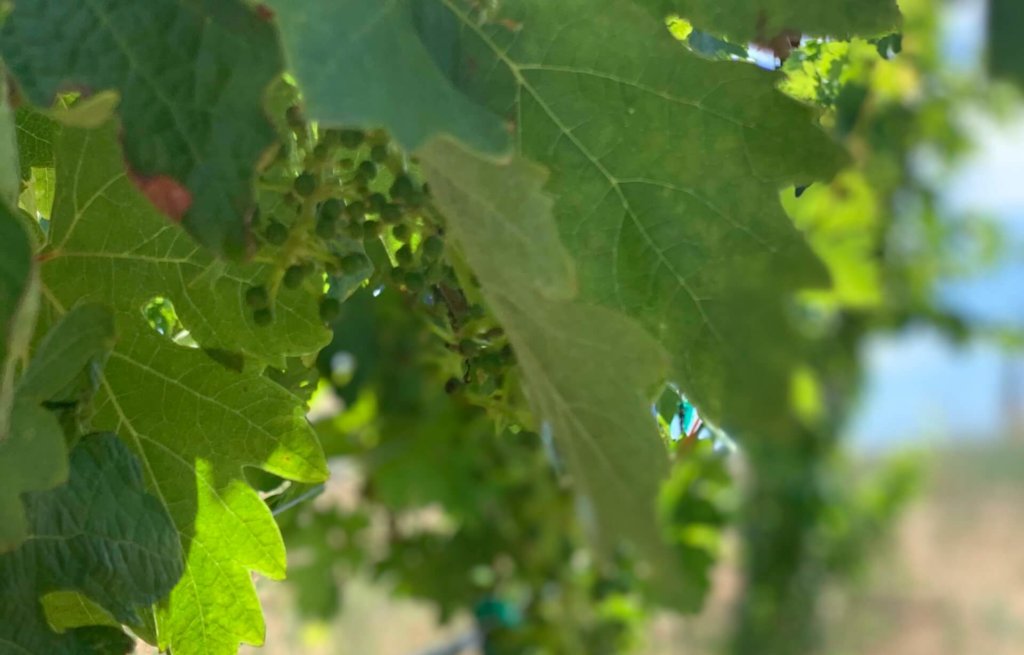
[0,0,285,257]
[432,0,847,436]
[644,0,901,42]
[266,0,509,154]
[17,303,116,404]
[0,203,37,428]
[421,139,696,608]
[0,75,18,205]
[990,0,1024,89]
[0,433,182,655]
[39,122,331,655]
[0,401,67,554]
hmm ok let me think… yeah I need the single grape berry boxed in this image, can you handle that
[458,338,478,356]
[321,129,342,148]
[403,271,425,292]
[285,105,304,128]
[362,220,382,238]
[339,252,369,274]
[346,222,365,239]
[315,216,337,239]
[396,244,414,266]
[264,221,288,245]
[346,201,366,222]
[380,204,403,224]
[368,193,387,214]
[422,234,444,260]
[389,174,415,201]
[338,158,355,170]
[245,285,269,308]
[283,264,309,289]
[320,198,344,222]
[370,144,389,163]
[294,172,317,197]
[339,129,365,149]
[392,224,411,242]
[253,308,273,327]
[319,297,342,323]
[444,377,462,394]
[312,143,330,161]
[357,160,377,180]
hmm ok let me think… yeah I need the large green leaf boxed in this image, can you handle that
[0,0,285,257]
[433,0,847,436]
[420,139,695,608]
[39,122,331,655]
[0,433,182,655]
[644,0,901,42]
[266,0,509,154]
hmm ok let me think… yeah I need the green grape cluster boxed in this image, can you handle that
[247,103,442,328]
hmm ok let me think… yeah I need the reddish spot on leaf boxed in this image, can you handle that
[128,171,192,222]
[255,4,274,21]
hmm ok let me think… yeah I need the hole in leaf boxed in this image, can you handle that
[141,297,198,348]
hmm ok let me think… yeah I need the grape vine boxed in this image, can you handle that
[0,0,995,654]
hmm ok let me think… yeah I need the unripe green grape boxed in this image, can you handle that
[253,307,274,327]
[368,193,387,214]
[403,270,425,292]
[294,172,317,197]
[444,377,462,394]
[319,297,342,323]
[339,252,369,274]
[381,204,403,224]
[245,285,269,309]
[321,129,342,148]
[367,129,390,147]
[264,221,288,245]
[338,158,355,170]
[312,143,330,161]
[396,244,414,266]
[370,144,389,163]
[458,338,478,356]
[346,222,365,239]
[315,215,337,239]
[339,129,365,149]
[422,234,444,260]
[283,264,309,289]
[320,198,344,222]
[357,160,377,180]
[346,201,366,222]
[390,174,415,201]
[285,105,304,128]
[392,224,411,242]
[362,220,382,238]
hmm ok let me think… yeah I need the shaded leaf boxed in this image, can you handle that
[17,303,116,403]
[39,121,330,655]
[0,0,285,257]
[0,401,67,553]
[0,433,182,654]
[266,0,508,154]
[0,202,38,433]
[421,138,695,608]
[436,0,847,437]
